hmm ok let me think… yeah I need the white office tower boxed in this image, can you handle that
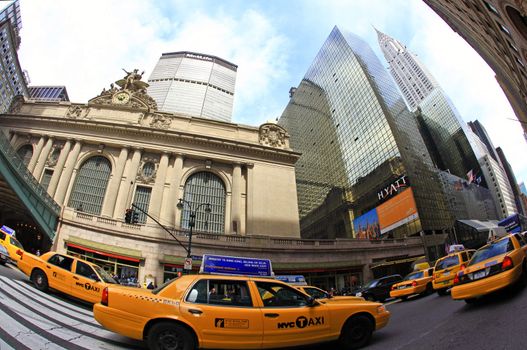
[147,52,237,122]
[376,28,438,111]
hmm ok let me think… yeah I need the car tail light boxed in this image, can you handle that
[459,264,466,271]
[412,281,417,287]
[101,287,109,306]
[391,285,396,290]
[453,273,460,285]
[501,256,513,271]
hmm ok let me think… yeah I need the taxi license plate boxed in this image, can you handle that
[398,285,407,289]
[473,270,487,280]
[443,271,450,276]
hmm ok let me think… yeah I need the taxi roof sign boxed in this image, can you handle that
[276,275,307,286]
[200,254,273,277]
[0,225,15,236]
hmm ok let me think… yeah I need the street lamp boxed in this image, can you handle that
[177,198,211,271]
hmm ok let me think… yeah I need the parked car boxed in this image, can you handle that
[352,274,403,302]
[17,251,118,304]
[451,233,527,304]
[94,273,390,350]
[0,244,9,265]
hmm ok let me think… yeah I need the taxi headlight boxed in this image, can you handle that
[377,305,386,314]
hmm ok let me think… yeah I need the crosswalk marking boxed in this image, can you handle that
[0,276,145,350]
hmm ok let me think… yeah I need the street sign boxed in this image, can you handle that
[200,254,273,277]
[184,257,193,270]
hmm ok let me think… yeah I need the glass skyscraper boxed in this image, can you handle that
[279,27,452,254]
[147,51,237,122]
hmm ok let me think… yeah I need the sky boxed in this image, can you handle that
[15,0,527,185]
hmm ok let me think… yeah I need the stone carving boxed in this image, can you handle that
[136,156,159,184]
[259,123,288,148]
[66,105,90,119]
[150,113,172,129]
[46,145,63,167]
[514,0,526,16]
[9,96,24,114]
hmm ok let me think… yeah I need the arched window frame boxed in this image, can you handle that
[16,144,33,166]
[180,171,227,234]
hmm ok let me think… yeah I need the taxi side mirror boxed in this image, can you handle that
[307,296,318,307]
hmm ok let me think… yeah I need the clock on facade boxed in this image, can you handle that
[112,91,131,104]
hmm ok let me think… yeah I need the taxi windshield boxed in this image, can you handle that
[404,271,423,280]
[469,238,514,266]
[435,255,459,270]
[9,236,24,249]
[92,265,118,284]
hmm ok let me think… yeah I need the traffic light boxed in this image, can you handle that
[132,210,139,224]
[124,209,132,223]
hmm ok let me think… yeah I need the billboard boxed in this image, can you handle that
[377,187,419,234]
[353,208,380,239]
[200,254,273,277]
[498,214,521,233]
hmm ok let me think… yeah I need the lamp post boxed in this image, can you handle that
[177,198,211,272]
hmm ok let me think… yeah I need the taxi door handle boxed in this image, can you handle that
[188,309,203,315]
[73,276,79,280]
[46,265,51,269]
[265,313,279,318]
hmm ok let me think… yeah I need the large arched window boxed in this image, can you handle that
[181,171,226,234]
[68,156,111,215]
[17,144,33,166]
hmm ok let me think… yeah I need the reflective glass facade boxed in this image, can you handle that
[147,51,237,122]
[279,26,452,239]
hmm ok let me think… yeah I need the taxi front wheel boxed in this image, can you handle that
[338,315,373,349]
[31,269,48,292]
[147,322,196,350]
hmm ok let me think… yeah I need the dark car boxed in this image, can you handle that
[0,244,8,265]
[353,274,403,302]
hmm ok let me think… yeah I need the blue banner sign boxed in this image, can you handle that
[201,254,273,277]
[0,225,15,236]
[276,275,307,285]
[498,214,521,233]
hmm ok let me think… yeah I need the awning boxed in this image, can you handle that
[371,255,424,269]
[65,236,143,263]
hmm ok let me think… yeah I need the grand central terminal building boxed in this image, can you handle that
[0,71,424,290]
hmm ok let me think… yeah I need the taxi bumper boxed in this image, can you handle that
[389,285,424,298]
[93,303,147,341]
[433,278,454,290]
[374,310,390,330]
[451,265,522,300]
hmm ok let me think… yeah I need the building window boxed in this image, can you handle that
[142,162,155,177]
[40,169,53,190]
[506,6,527,41]
[484,1,500,15]
[16,144,33,166]
[68,156,111,215]
[132,186,152,224]
[181,171,226,234]
[498,22,512,36]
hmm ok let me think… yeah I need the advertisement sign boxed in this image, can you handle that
[276,275,307,285]
[353,208,380,239]
[377,188,419,234]
[498,214,521,233]
[200,254,273,277]
[0,225,15,236]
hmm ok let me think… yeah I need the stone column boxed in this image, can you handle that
[27,136,45,173]
[33,137,54,181]
[245,164,254,235]
[165,154,184,227]
[148,152,169,224]
[47,139,72,198]
[114,148,142,217]
[231,163,242,234]
[54,140,82,205]
[101,147,129,218]
[9,132,18,145]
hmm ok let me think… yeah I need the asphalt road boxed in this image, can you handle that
[1,263,527,350]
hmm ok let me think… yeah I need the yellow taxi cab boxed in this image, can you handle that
[94,254,390,350]
[389,268,434,300]
[0,229,25,263]
[451,233,527,304]
[17,251,118,304]
[432,247,475,296]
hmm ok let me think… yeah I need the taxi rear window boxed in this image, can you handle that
[404,271,424,280]
[435,255,459,270]
[469,238,514,266]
